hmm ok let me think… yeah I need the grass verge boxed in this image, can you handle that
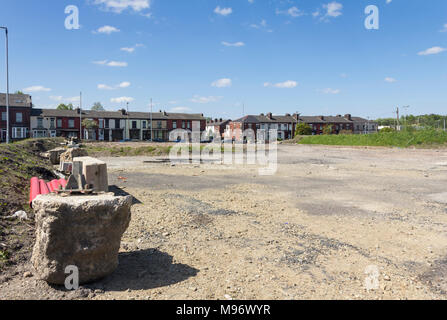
[297,129,447,148]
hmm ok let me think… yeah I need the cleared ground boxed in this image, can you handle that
[2,144,447,299]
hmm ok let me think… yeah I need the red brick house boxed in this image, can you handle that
[297,115,354,135]
[0,93,32,142]
[228,113,297,141]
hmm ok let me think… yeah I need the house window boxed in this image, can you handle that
[99,119,104,129]
[57,119,62,128]
[157,121,162,129]
[173,122,177,129]
[68,119,75,128]
[12,127,28,139]
[50,118,55,128]
[132,121,137,129]
[105,119,109,129]
[182,121,186,129]
[142,121,147,129]
[2,112,6,121]
[16,112,23,123]
[37,118,43,128]
[187,121,191,129]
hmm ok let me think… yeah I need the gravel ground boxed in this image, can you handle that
[2,144,447,300]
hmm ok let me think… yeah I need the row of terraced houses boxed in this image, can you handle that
[1,93,377,143]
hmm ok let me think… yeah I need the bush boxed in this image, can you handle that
[339,130,353,135]
[380,127,395,133]
[323,125,333,135]
[295,123,312,136]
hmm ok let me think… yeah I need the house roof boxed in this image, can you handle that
[30,108,206,121]
[0,93,32,108]
[233,114,297,124]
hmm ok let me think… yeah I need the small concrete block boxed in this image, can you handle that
[73,157,109,192]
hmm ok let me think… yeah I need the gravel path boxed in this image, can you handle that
[2,144,447,300]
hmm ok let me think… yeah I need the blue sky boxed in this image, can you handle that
[0,0,446,119]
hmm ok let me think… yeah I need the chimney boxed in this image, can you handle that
[76,108,81,114]
[344,114,352,121]
[285,113,291,117]
[293,113,300,121]
[267,112,273,119]
[215,118,218,122]
[120,109,127,115]
[260,113,265,117]
[164,111,168,116]
[319,115,325,121]
[219,118,222,122]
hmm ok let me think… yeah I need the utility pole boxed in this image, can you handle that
[126,101,130,140]
[0,27,9,143]
[396,107,400,131]
[79,91,82,140]
[150,98,153,142]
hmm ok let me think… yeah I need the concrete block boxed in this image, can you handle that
[48,148,66,165]
[73,156,109,192]
[31,194,132,285]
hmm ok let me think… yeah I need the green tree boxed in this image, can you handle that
[82,119,98,129]
[15,90,24,95]
[295,123,312,136]
[57,103,74,110]
[323,124,333,135]
[91,102,105,111]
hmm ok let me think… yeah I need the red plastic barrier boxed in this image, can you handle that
[50,179,61,192]
[30,178,68,206]
[39,179,50,195]
[29,177,40,205]
[59,179,67,189]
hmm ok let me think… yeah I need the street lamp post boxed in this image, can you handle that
[0,27,9,144]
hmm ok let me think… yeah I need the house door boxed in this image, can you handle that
[1,129,6,142]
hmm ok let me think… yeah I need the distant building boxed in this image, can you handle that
[296,114,354,135]
[351,116,378,134]
[206,118,231,140]
[30,108,207,142]
[0,93,32,142]
[228,113,297,141]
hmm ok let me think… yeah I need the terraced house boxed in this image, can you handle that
[30,108,206,142]
[0,93,32,142]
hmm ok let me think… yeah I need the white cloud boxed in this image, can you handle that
[191,95,223,104]
[93,60,128,67]
[211,78,232,88]
[418,46,447,56]
[93,0,150,13]
[319,88,340,94]
[315,1,342,21]
[214,6,232,16]
[98,82,131,90]
[50,96,80,103]
[222,41,245,47]
[121,43,145,53]
[23,85,51,92]
[384,77,397,83]
[110,96,134,104]
[170,106,191,113]
[386,0,392,4]
[264,80,298,89]
[95,25,120,34]
[324,2,343,17]
[118,81,131,88]
[121,47,135,53]
[276,7,304,18]
[440,24,447,32]
[97,84,114,90]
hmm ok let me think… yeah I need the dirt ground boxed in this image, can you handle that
[2,144,447,300]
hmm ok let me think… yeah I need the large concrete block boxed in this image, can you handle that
[31,194,132,285]
[73,156,109,192]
